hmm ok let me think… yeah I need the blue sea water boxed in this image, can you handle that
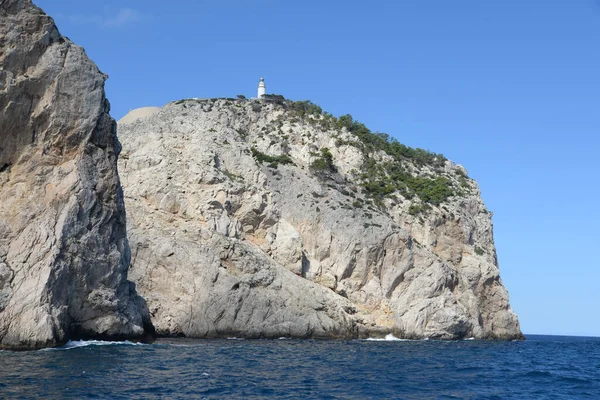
[0,335,599,399]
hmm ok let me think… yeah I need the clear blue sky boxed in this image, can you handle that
[35,0,600,337]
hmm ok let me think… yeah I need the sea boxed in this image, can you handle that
[0,334,598,399]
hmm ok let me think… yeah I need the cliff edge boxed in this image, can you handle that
[0,0,152,349]
[118,97,523,340]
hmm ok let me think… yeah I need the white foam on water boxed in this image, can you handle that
[365,334,412,341]
[44,340,144,351]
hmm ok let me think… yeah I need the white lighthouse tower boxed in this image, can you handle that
[257,77,266,98]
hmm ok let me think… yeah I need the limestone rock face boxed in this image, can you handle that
[119,97,523,340]
[0,0,151,349]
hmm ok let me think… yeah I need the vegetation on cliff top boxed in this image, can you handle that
[173,96,469,212]
[272,97,462,209]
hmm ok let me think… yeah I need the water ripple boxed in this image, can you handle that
[0,335,598,399]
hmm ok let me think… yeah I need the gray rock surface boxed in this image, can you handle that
[0,0,151,349]
[118,98,523,340]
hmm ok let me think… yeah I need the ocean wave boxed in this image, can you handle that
[364,334,413,341]
[44,340,145,351]
[364,335,478,342]
[523,370,553,377]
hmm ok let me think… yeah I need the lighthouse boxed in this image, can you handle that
[257,77,266,98]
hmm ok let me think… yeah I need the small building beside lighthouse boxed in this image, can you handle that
[257,77,266,98]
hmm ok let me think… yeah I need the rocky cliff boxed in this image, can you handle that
[0,0,152,349]
[118,97,523,340]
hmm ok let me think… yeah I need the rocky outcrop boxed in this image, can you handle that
[118,97,523,340]
[0,0,152,349]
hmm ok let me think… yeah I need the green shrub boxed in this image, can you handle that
[261,94,286,105]
[360,159,454,205]
[251,147,293,167]
[310,148,336,173]
[475,246,485,256]
[288,100,323,118]
[408,203,431,216]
